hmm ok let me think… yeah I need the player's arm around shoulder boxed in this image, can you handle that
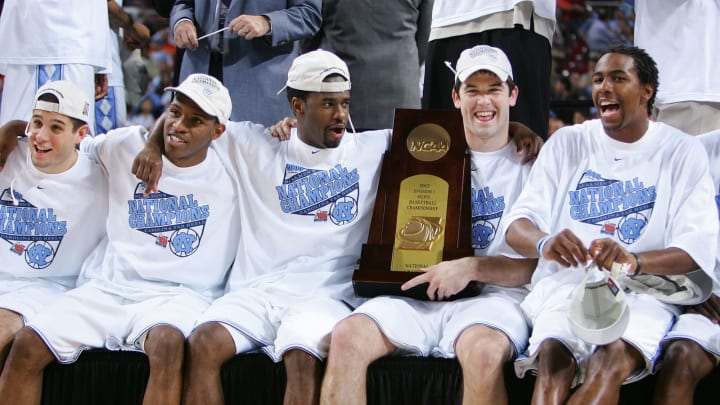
[508,121,543,164]
[131,117,165,196]
[0,120,26,171]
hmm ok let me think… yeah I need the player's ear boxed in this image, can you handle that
[291,97,305,117]
[212,123,225,140]
[74,124,91,146]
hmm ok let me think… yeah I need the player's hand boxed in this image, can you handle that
[686,294,720,324]
[132,147,162,196]
[540,229,590,268]
[95,74,109,100]
[400,257,476,301]
[124,21,151,50]
[269,117,297,140]
[174,20,199,50]
[588,238,635,274]
[509,121,543,164]
[228,15,271,40]
[131,115,165,196]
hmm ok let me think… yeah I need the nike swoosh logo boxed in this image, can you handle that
[311,150,320,154]
[37,186,45,189]
[614,157,623,161]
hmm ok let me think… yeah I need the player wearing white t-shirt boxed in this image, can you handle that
[503,46,718,404]
[151,49,387,405]
[634,0,720,135]
[653,129,720,405]
[0,0,111,133]
[0,80,106,374]
[321,46,537,405]
[0,74,240,405]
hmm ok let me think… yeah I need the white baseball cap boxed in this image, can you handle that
[33,80,91,124]
[620,269,714,305]
[165,74,232,124]
[568,263,630,345]
[279,49,351,94]
[455,45,514,83]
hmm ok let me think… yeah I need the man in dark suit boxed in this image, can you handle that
[171,0,321,126]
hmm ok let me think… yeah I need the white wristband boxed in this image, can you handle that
[536,234,551,257]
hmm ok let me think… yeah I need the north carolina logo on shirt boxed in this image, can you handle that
[567,170,656,244]
[471,186,505,250]
[275,163,360,226]
[0,188,67,269]
[127,183,209,257]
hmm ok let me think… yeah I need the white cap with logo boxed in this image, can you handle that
[455,45,514,83]
[567,262,630,345]
[33,80,91,124]
[279,49,351,94]
[165,74,232,124]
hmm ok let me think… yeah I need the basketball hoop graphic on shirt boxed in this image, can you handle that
[128,183,208,257]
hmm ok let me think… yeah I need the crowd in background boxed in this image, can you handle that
[0,0,638,138]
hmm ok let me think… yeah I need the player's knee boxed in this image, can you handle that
[10,327,54,370]
[145,325,185,365]
[662,340,711,382]
[664,340,699,366]
[538,339,571,362]
[0,312,23,344]
[537,339,576,377]
[187,323,233,366]
[586,341,638,383]
[456,327,509,369]
[284,348,321,376]
[330,315,372,354]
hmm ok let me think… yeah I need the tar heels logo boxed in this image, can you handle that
[127,183,209,257]
[568,170,655,245]
[471,186,505,250]
[0,189,67,269]
[275,163,360,226]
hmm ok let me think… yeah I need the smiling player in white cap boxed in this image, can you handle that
[0,73,240,404]
[0,80,107,379]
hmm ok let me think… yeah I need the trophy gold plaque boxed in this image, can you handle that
[352,109,476,300]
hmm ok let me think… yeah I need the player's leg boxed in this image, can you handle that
[320,314,396,405]
[532,338,577,405]
[0,309,23,371]
[456,325,513,404]
[284,348,325,405]
[182,322,239,405]
[567,339,643,405]
[143,324,186,405]
[653,339,716,405]
[0,326,55,404]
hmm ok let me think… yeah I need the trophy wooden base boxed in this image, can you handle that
[352,269,482,301]
[353,245,478,300]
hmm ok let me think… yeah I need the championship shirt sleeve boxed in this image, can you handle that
[665,138,719,275]
[79,125,146,172]
[500,129,569,235]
